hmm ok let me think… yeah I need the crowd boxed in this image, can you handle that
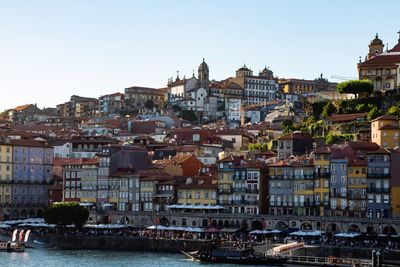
[1,225,399,251]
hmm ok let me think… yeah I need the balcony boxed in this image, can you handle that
[218,188,232,194]
[246,188,259,194]
[244,200,258,205]
[232,187,246,193]
[367,173,390,179]
[233,200,245,205]
[367,187,390,193]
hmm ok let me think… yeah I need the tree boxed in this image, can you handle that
[248,143,269,151]
[326,133,354,145]
[180,110,198,122]
[367,106,383,121]
[388,104,400,119]
[44,202,89,228]
[282,119,294,133]
[321,102,337,118]
[144,99,155,110]
[336,80,373,97]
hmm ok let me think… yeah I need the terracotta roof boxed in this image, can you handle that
[359,54,400,68]
[152,159,173,168]
[389,42,400,53]
[175,145,198,153]
[178,176,217,190]
[371,115,398,122]
[279,132,313,141]
[314,146,331,154]
[367,147,391,154]
[13,104,33,111]
[328,113,367,123]
[10,139,53,148]
[53,158,98,166]
[173,154,194,164]
[348,157,367,166]
[378,124,400,130]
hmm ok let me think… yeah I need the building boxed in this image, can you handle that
[99,92,125,114]
[0,139,53,220]
[347,157,368,218]
[124,86,165,111]
[367,148,391,218]
[390,149,400,217]
[229,65,278,105]
[57,95,98,118]
[177,176,217,206]
[7,104,43,124]
[279,75,337,97]
[313,147,331,216]
[217,155,241,212]
[371,115,400,149]
[210,81,243,123]
[61,158,98,204]
[358,32,400,94]
[277,132,314,160]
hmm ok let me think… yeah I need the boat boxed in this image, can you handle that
[0,229,30,252]
[182,242,289,265]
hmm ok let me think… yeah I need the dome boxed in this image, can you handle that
[238,64,250,71]
[198,58,209,71]
[370,33,383,45]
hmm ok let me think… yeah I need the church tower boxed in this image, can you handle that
[368,33,384,59]
[198,58,209,89]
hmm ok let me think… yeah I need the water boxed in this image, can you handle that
[1,249,302,267]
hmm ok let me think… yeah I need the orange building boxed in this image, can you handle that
[371,115,400,149]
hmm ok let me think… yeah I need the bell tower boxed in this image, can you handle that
[368,33,384,59]
[198,58,209,89]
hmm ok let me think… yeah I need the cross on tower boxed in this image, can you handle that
[176,70,180,79]
[398,30,400,41]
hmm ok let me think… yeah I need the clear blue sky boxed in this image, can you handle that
[0,0,399,110]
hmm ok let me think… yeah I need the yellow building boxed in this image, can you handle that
[217,155,239,213]
[140,177,155,212]
[177,176,217,206]
[371,115,400,149]
[0,143,12,205]
[347,158,367,218]
[292,158,315,216]
[313,147,331,216]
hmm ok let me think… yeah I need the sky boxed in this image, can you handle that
[0,0,399,110]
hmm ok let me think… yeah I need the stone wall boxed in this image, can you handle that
[45,235,212,253]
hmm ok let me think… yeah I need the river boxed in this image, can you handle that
[2,249,305,267]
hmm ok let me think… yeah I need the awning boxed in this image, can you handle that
[335,232,361,238]
[250,229,281,235]
[80,202,94,206]
[2,218,45,225]
[18,223,56,228]
[84,224,126,229]
[167,204,225,210]
[146,225,204,232]
[0,224,11,229]
[289,230,323,237]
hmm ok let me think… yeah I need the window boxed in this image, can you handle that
[193,134,200,142]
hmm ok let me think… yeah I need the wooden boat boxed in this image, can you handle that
[182,244,288,265]
[0,241,25,252]
[0,229,31,252]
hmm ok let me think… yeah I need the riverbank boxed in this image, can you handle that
[39,234,400,263]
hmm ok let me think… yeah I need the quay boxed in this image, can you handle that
[287,255,372,267]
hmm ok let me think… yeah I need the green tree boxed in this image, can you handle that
[321,102,337,118]
[336,80,373,97]
[144,99,155,110]
[44,202,89,228]
[326,133,354,145]
[180,110,198,122]
[282,119,294,133]
[248,143,269,151]
[388,104,400,119]
[367,106,383,121]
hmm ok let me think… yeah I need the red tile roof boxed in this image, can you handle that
[53,158,98,166]
[13,104,33,111]
[328,113,367,123]
[359,54,400,68]
[371,114,398,122]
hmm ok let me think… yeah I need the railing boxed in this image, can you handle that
[245,188,259,194]
[288,255,372,267]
